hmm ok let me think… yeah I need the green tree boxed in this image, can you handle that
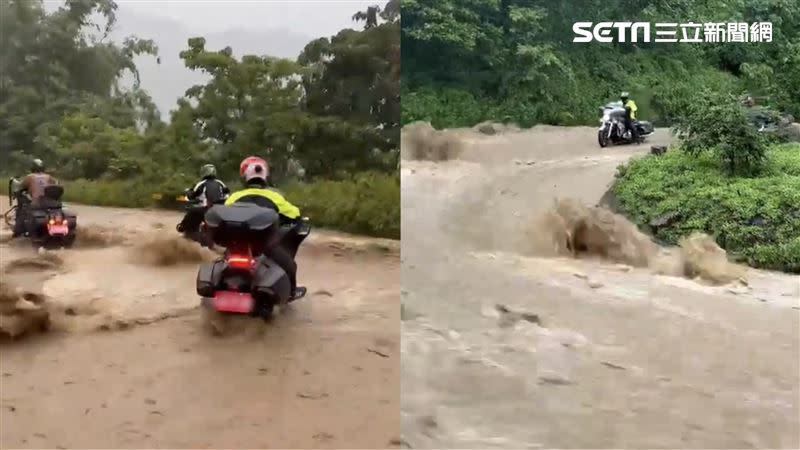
[0,0,159,170]
[401,0,800,127]
[178,37,307,180]
[675,93,769,176]
[298,2,400,177]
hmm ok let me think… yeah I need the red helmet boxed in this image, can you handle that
[240,156,269,182]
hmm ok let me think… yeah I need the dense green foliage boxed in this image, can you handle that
[0,0,400,237]
[614,144,800,273]
[402,0,800,128]
[674,92,772,175]
[0,172,400,239]
[284,172,400,238]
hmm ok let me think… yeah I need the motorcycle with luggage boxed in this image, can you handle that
[597,101,654,147]
[4,177,77,249]
[196,203,310,324]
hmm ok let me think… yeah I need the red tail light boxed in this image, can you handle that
[227,255,255,270]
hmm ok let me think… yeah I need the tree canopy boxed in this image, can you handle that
[1,0,400,187]
[401,0,800,128]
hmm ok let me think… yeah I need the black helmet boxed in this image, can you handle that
[31,158,44,173]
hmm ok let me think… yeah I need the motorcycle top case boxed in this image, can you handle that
[204,204,280,248]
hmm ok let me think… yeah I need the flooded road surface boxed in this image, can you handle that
[401,125,799,448]
[0,204,400,448]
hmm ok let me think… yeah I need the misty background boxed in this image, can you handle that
[43,0,377,119]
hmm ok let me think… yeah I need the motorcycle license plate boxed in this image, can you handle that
[47,224,69,235]
[212,291,254,313]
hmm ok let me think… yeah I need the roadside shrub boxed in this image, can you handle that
[674,92,769,176]
[614,144,800,273]
[285,172,400,239]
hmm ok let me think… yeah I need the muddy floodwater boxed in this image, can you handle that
[400,125,800,449]
[0,205,400,448]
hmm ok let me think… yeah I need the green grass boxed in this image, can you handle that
[614,143,800,273]
[0,172,400,239]
[284,172,400,239]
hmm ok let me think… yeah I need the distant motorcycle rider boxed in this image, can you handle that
[224,156,305,298]
[12,158,58,238]
[178,164,229,234]
[620,92,641,143]
[188,164,229,206]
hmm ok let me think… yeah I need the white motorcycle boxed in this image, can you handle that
[597,101,654,148]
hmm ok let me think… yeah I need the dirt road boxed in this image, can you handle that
[401,125,800,448]
[0,205,400,449]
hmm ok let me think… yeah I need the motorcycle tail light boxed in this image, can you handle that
[227,255,255,270]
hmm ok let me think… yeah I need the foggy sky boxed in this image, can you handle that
[41,0,381,118]
[43,0,377,36]
[117,0,377,37]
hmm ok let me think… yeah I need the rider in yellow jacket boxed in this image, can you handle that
[620,91,641,143]
[225,156,303,297]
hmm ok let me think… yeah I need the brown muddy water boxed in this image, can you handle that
[0,207,400,448]
[400,124,799,449]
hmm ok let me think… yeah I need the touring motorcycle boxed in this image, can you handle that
[196,203,310,320]
[597,101,654,147]
[4,177,77,248]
